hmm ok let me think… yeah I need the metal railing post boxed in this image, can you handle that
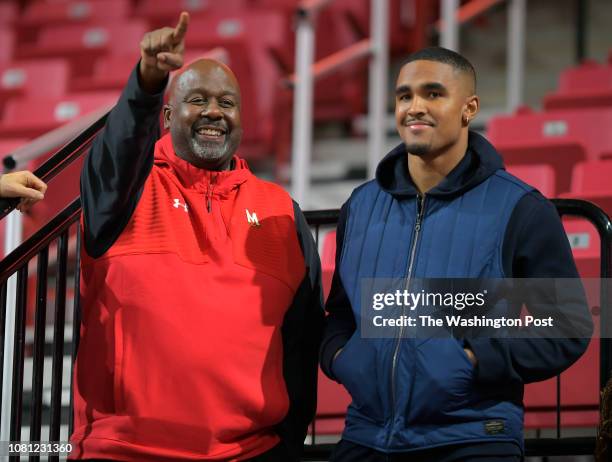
[440,0,460,50]
[507,0,526,111]
[291,10,316,207]
[1,211,22,441]
[367,0,389,179]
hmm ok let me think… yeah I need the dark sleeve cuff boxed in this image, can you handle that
[464,338,512,385]
[132,59,169,101]
[320,332,351,381]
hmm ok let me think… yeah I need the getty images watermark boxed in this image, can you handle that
[359,278,607,339]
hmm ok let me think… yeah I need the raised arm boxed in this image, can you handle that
[81,13,190,258]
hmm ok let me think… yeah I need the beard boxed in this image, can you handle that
[404,142,432,157]
[187,129,242,165]
[189,137,230,162]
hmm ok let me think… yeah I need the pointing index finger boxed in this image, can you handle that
[173,11,189,43]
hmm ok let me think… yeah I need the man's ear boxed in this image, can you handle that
[163,104,172,129]
[463,94,480,126]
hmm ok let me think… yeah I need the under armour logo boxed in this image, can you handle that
[173,198,188,212]
[246,209,260,227]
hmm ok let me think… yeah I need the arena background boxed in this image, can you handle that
[0,0,611,460]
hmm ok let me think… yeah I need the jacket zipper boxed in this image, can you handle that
[387,193,426,446]
[206,174,216,213]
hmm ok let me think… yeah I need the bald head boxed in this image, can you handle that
[163,58,243,171]
[168,58,241,105]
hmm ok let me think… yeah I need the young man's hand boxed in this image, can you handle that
[139,11,190,93]
[0,170,47,212]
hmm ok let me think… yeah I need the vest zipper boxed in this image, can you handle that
[387,193,426,446]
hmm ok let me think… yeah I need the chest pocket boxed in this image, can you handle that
[228,182,305,294]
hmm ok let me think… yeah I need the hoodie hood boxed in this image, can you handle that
[375,131,504,199]
[153,132,251,194]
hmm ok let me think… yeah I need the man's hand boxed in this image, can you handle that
[139,12,190,93]
[0,170,47,212]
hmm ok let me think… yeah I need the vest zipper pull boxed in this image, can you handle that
[415,194,425,231]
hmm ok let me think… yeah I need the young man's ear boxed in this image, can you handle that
[462,95,480,126]
[163,105,172,129]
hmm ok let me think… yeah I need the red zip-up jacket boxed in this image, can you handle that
[70,66,323,461]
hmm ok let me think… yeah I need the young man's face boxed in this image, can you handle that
[395,59,475,158]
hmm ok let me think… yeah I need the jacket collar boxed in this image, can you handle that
[154,133,251,195]
[375,131,505,199]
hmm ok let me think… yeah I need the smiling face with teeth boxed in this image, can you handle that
[164,59,242,170]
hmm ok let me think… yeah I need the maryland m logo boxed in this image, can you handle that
[245,209,260,227]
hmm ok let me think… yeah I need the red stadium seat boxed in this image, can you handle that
[0,92,118,138]
[17,22,148,78]
[487,106,612,194]
[0,29,15,66]
[0,60,70,107]
[70,53,142,92]
[250,0,367,121]
[569,160,612,192]
[184,13,289,159]
[71,49,227,93]
[506,164,556,198]
[543,58,612,111]
[564,218,600,279]
[21,0,131,27]
[312,0,368,121]
[559,160,612,217]
[334,0,436,56]
[135,0,247,29]
[0,2,18,26]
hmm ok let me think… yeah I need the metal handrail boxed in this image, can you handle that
[0,118,106,220]
[552,198,612,392]
[0,199,81,285]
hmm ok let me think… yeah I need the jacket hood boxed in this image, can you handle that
[375,131,504,199]
[154,133,251,194]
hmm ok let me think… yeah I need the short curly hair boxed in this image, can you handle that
[402,47,477,93]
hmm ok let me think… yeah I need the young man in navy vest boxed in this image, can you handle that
[70,13,323,462]
[320,47,593,461]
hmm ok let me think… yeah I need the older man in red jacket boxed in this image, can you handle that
[69,12,323,462]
